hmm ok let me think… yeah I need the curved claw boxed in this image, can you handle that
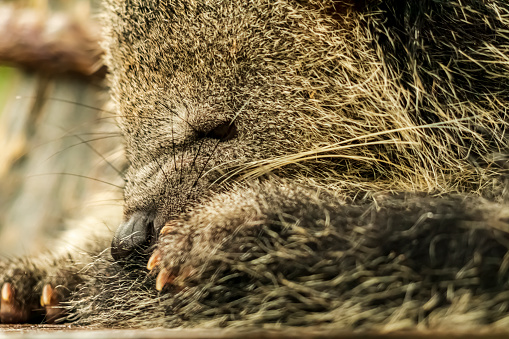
[147,250,161,271]
[156,268,174,291]
[0,283,29,324]
[40,284,63,324]
[1,283,13,303]
[40,284,54,307]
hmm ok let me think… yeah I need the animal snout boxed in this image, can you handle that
[111,211,155,261]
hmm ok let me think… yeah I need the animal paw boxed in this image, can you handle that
[0,259,83,324]
[144,184,287,292]
[147,220,200,292]
[1,282,32,323]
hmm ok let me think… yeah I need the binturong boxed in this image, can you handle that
[1,0,509,331]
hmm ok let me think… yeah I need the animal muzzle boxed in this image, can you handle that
[111,211,155,261]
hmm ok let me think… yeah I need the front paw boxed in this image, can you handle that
[146,220,199,291]
[145,188,269,292]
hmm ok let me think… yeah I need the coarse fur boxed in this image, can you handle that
[2,0,509,331]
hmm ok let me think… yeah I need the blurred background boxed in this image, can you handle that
[0,0,123,256]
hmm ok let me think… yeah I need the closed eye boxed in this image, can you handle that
[197,121,237,141]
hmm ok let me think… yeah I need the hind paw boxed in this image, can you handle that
[0,283,32,323]
[0,260,82,324]
[0,281,67,324]
[0,281,65,324]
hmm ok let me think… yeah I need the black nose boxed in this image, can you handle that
[111,212,154,261]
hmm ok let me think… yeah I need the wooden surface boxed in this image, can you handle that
[0,0,121,257]
[1,326,509,339]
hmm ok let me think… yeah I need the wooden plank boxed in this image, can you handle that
[1,326,509,339]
